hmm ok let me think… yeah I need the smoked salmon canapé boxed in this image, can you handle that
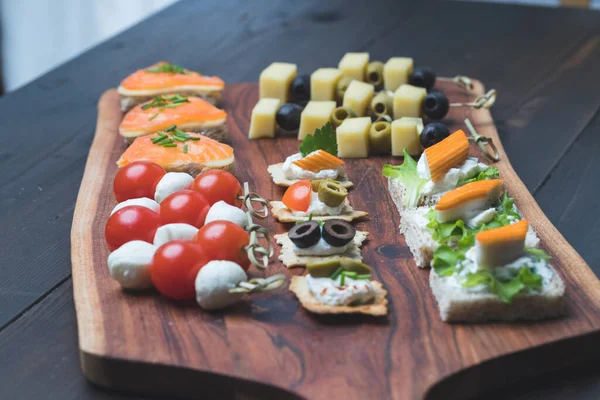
[117,61,225,111]
[119,95,228,143]
[117,131,235,176]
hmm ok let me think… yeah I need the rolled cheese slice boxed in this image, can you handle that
[435,179,504,223]
[475,220,528,267]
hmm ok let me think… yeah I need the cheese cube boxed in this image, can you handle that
[342,80,374,117]
[248,98,281,139]
[391,117,423,156]
[384,57,414,91]
[259,62,297,102]
[298,101,337,140]
[337,117,371,158]
[338,52,369,81]
[311,68,343,101]
[393,84,427,119]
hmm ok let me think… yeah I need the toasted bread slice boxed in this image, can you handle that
[274,231,368,268]
[430,268,565,322]
[289,276,388,316]
[267,163,353,188]
[269,201,368,223]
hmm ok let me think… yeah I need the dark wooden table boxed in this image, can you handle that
[0,1,598,399]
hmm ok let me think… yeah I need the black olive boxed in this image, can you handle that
[322,220,355,247]
[288,220,321,248]
[410,67,436,91]
[290,75,311,104]
[423,91,450,120]
[276,103,303,131]
[420,122,450,148]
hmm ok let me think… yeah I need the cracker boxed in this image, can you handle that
[289,276,388,316]
[267,163,353,188]
[269,201,368,223]
[274,231,368,268]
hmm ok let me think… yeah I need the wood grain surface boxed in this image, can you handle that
[2,1,600,399]
[71,82,600,400]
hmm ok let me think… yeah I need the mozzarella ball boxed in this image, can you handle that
[153,223,199,247]
[107,240,157,289]
[195,261,247,310]
[205,201,248,228]
[111,197,159,216]
[154,172,194,203]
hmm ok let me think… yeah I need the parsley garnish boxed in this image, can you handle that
[299,122,337,157]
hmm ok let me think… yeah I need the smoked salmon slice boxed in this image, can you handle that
[119,95,227,142]
[118,62,224,94]
[117,62,225,112]
[117,132,235,176]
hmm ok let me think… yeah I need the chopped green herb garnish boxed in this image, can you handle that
[173,136,187,142]
[188,136,200,140]
[330,267,343,280]
[165,125,177,132]
[183,144,188,153]
[148,113,159,121]
[299,122,337,157]
[340,274,346,286]
[356,274,372,280]
[160,139,174,145]
[151,134,168,144]
[342,271,358,279]
[162,143,177,148]
[146,62,187,74]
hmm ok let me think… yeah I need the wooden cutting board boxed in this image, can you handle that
[71,81,600,400]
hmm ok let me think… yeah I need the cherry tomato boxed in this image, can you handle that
[113,161,166,202]
[190,170,243,207]
[105,205,161,251]
[194,221,250,270]
[150,240,209,300]
[160,190,211,228]
[282,179,311,212]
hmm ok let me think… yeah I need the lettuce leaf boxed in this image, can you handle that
[299,122,337,157]
[462,266,543,303]
[431,245,464,276]
[382,149,428,208]
[426,209,476,250]
[457,165,499,186]
[525,247,552,261]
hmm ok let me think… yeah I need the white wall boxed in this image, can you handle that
[0,0,179,91]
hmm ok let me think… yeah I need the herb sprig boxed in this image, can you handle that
[150,125,199,153]
[146,62,188,74]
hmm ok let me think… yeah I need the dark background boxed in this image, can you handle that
[0,1,598,399]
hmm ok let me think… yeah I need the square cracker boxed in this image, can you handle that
[289,275,388,316]
[267,163,354,188]
[270,201,368,223]
[274,231,368,268]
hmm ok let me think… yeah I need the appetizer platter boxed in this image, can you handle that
[72,58,600,400]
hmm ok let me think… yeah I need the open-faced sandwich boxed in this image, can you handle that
[275,218,368,268]
[117,129,235,176]
[119,95,228,143]
[270,179,367,223]
[267,123,353,188]
[383,129,498,213]
[289,258,388,316]
[430,219,564,322]
[118,61,225,112]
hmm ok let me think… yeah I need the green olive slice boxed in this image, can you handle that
[365,61,384,88]
[340,259,372,275]
[307,259,342,278]
[370,91,393,118]
[329,106,357,129]
[318,180,348,207]
[310,178,339,192]
[369,121,392,154]
[336,77,354,102]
